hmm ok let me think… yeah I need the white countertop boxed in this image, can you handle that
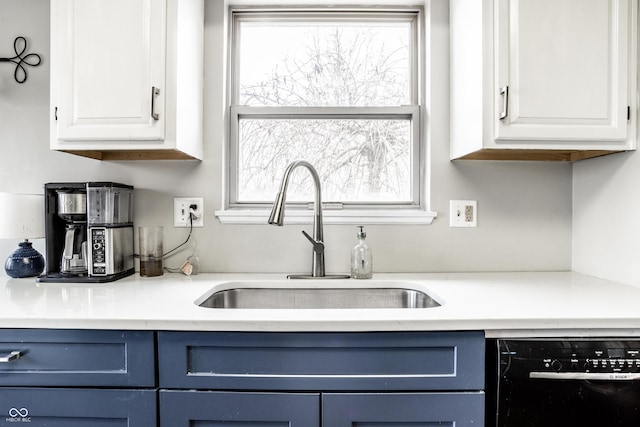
[2,272,640,338]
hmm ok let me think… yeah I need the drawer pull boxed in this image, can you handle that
[0,351,22,363]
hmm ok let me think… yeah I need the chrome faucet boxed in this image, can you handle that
[268,160,349,279]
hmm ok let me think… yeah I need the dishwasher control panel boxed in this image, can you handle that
[498,339,640,377]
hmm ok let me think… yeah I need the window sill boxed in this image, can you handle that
[215,208,437,225]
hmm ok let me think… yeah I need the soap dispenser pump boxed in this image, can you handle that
[351,226,372,279]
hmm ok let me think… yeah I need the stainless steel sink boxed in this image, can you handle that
[195,282,442,309]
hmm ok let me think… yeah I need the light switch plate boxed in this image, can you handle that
[174,197,204,227]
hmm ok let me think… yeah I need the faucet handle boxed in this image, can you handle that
[301,230,324,254]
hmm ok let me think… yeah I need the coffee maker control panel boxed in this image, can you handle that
[91,228,107,275]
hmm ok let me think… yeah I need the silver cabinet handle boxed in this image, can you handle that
[499,86,509,120]
[0,351,22,363]
[151,86,160,121]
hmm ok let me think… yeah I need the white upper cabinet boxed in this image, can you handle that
[50,0,204,160]
[53,0,165,142]
[450,0,638,161]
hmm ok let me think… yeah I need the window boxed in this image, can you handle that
[219,7,435,224]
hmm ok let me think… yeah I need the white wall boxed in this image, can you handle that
[0,0,572,275]
[571,8,640,287]
[573,151,640,285]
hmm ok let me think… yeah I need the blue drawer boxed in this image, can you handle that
[160,390,319,426]
[322,392,485,426]
[0,329,155,387]
[0,388,156,426]
[158,331,484,391]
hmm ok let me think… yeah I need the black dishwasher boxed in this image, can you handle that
[486,339,640,427]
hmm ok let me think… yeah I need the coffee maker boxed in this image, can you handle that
[38,182,135,283]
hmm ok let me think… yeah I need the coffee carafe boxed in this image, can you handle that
[60,224,87,274]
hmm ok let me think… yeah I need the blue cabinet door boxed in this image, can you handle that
[322,392,484,427]
[158,331,484,391]
[160,390,320,427]
[0,388,156,426]
[0,329,155,387]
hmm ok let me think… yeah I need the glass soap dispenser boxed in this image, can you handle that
[351,226,372,279]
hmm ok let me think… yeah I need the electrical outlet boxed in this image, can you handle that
[449,200,477,227]
[174,197,204,227]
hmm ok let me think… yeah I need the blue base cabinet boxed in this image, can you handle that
[0,329,156,426]
[0,329,485,425]
[158,331,485,427]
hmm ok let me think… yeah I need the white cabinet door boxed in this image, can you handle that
[450,0,637,161]
[495,0,629,142]
[52,0,165,141]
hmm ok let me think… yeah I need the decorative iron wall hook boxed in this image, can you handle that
[0,36,42,84]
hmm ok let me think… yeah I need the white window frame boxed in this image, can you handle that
[216,6,437,225]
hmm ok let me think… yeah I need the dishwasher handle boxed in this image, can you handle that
[531,371,640,381]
